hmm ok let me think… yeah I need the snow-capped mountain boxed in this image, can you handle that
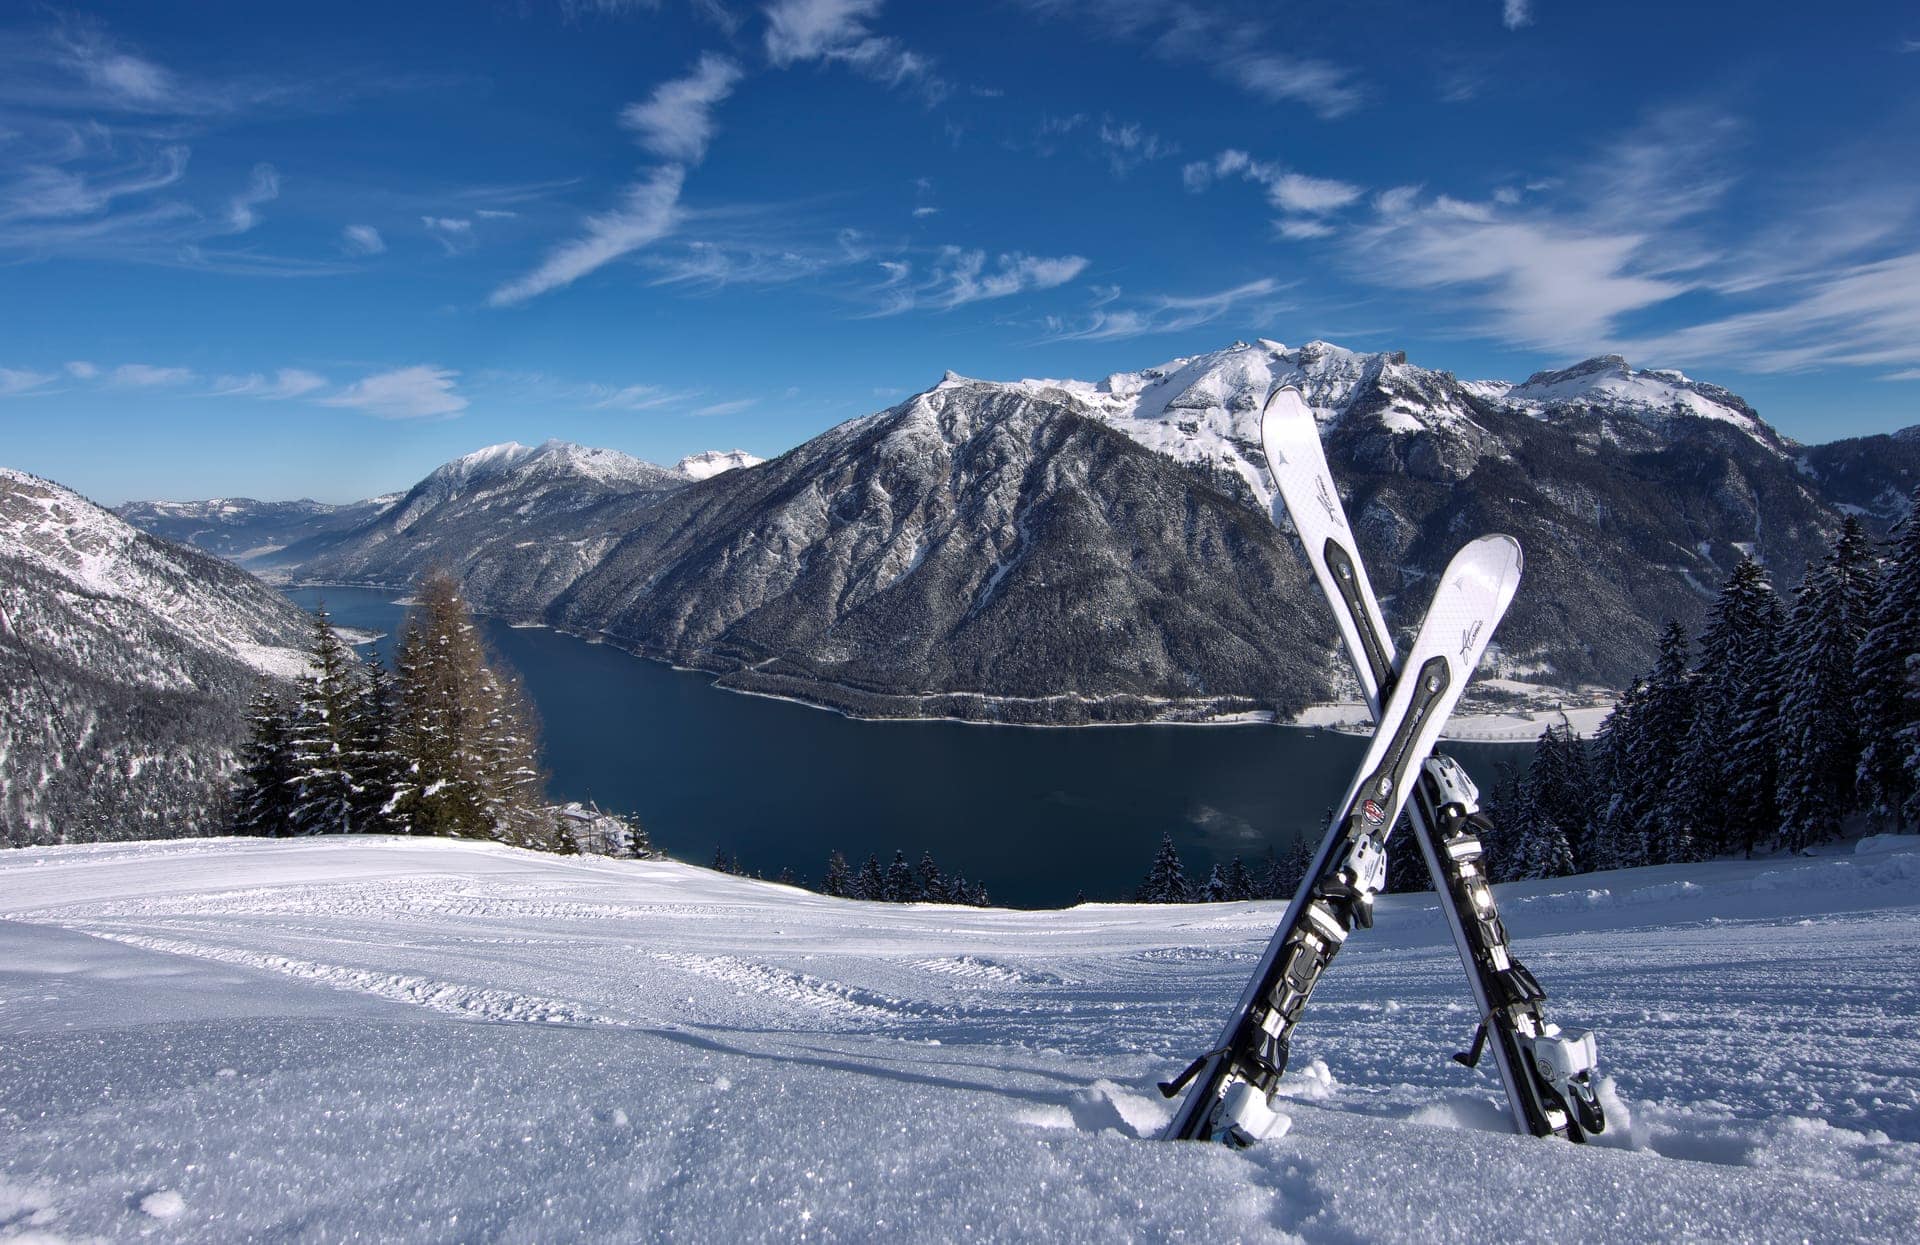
[677,449,764,480]
[113,494,400,568]
[127,339,1914,724]
[1,467,315,844]
[273,439,688,603]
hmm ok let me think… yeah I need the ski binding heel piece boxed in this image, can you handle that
[1215,1080,1291,1148]
[1519,1026,1606,1136]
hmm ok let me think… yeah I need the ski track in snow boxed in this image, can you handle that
[2,835,1919,1241]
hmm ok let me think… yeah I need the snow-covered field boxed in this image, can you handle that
[3,836,1919,1242]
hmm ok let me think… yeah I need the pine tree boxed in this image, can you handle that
[855,854,885,902]
[712,846,736,874]
[1222,855,1256,902]
[1777,557,1866,851]
[1478,761,1527,880]
[1634,622,1697,864]
[823,850,852,898]
[231,689,298,836]
[1524,722,1596,870]
[284,604,364,835]
[1508,816,1576,879]
[389,573,561,851]
[915,851,946,903]
[345,656,402,834]
[1136,833,1191,903]
[1661,560,1781,858]
[885,850,918,903]
[1200,863,1229,903]
[1856,490,1920,829]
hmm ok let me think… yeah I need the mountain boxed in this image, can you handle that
[112,495,400,569]
[678,449,765,480]
[551,379,1334,721]
[132,340,1900,726]
[270,439,689,603]
[1,467,315,845]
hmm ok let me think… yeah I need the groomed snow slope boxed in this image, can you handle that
[3,836,1918,1242]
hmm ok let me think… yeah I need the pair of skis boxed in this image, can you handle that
[1160,387,1605,1147]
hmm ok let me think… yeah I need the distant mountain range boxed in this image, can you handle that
[115,341,1920,725]
[2,468,314,844]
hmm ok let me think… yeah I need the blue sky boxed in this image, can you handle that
[3,1,1917,503]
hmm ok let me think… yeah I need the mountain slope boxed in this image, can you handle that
[112,495,400,569]
[0,467,314,845]
[225,339,1882,724]
[277,439,689,608]
[553,381,1336,722]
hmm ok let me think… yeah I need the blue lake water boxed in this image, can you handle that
[290,587,1528,907]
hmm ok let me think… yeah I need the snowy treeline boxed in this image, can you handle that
[232,574,597,855]
[708,846,994,905]
[1134,833,1317,904]
[1486,493,1920,878]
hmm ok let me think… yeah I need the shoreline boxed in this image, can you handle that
[284,580,1581,741]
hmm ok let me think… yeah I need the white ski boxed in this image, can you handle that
[1258,385,1603,1141]
[1163,531,1522,1144]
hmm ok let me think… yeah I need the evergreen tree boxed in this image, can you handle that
[1588,681,1645,872]
[231,689,298,835]
[1222,855,1256,902]
[1477,761,1527,881]
[1200,863,1229,903]
[1523,722,1596,871]
[1856,490,1920,829]
[345,656,402,834]
[855,853,885,902]
[915,851,946,903]
[822,850,852,898]
[389,573,562,851]
[284,605,364,835]
[1634,622,1697,864]
[776,866,797,886]
[1663,560,1781,858]
[1136,833,1191,903]
[711,846,736,874]
[885,850,918,902]
[1777,557,1866,851]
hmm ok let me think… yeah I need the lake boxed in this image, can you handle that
[289,587,1529,907]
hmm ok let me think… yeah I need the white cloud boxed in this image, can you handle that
[0,367,54,396]
[210,369,327,399]
[903,247,1089,312]
[619,53,743,162]
[912,205,939,218]
[489,164,686,306]
[342,224,385,255]
[1184,150,1361,237]
[1220,51,1363,119]
[474,208,518,220]
[321,365,467,419]
[1043,278,1285,342]
[109,363,194,387]
[763,0,947,102]
[1502,1,1534,31]
[65,360,97,379]
[225,163,278,233]
[1096,120,1177,176]
[691,397,757,416]
[592,383,688,410]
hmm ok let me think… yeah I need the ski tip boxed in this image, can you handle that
[1259,386,1314,478]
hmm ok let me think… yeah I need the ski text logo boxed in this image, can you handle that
[1313,476,1344,528]
[1459,620,1483,663]
[1361,799,1386,826]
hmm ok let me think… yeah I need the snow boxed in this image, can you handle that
[3,835,1918,1241]
[1505,356,1771,446]
[678,449,765,480]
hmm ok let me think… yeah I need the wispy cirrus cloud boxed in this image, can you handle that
[1096,120,1177,176]
[620,52,742,161]
[321,365,467,419]
[492,48,744,307]
[691,397,756,416]
[1041,277,1286,342]
[1017,1,1362,119]
[341,224,385,255]
[1184,150,1362,238]
[1502,1,1533,31]
[224,164,278,233]
[210,369,327,399]
[109,363,195,387]
[763,0,948,104]
[422,215,475,254]
[871,247,1089,315]
[490,165,687,306]
[65,361,97,379]
[0,367,55,396]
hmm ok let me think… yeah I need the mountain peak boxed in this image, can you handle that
[678,449,765,480]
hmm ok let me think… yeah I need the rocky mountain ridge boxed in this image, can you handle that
[2,467,315,843]
[118,340,1920,724]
